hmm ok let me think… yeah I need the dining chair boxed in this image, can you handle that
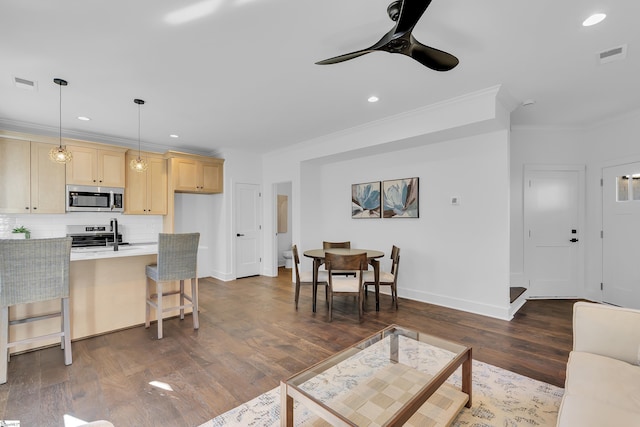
[322,241,351,249]
[145,232,200,339]
[323,241,356,277]
[0,237,73,384]
[325,251,367,322]
[363,245,400,309]
[292,245,328,310]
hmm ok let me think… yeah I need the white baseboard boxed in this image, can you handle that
[400,288,511,321]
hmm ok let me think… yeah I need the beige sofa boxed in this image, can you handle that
[556,302,640,426]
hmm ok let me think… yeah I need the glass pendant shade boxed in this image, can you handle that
[49,145,73,163]
[130,98,148,172]
[49,78,73,164]
[130,156,148,172]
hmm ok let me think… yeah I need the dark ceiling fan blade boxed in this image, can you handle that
[395,0,433,34]
[406,39,459,71]
[315,0,458,71]
[315,49,373,65]
[316,27,399,65]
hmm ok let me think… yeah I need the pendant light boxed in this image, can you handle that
[49,78,73,164]
[130,98,148,172]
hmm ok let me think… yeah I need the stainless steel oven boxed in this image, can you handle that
[66,185,124,212]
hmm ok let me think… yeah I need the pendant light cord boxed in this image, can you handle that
[138,101,141,158]
[59,82,63,149]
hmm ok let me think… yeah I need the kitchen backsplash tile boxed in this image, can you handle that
[0,212,162,243]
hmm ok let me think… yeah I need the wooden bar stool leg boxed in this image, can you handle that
[62,297,72,365]
[191,278,199,330]
[145,277,151,329]
[0,307,8,384]
[156,281,163,339]
[179,279,185,320]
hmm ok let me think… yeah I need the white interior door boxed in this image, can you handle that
[524,166,583,297]
[235,183,261,278]
[602,162,640,309]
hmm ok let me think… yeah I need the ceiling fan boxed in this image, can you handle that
[316,0,458,71]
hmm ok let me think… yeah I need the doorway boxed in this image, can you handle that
[602,162,640,309]
[235,183,261,278]
[523,165,585,297]
[275,181,292,276]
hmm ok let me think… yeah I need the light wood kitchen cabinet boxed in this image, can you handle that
[125,152,167,214]
[171,156,223,194]
[0,137,66,214]
[66,144,126,187]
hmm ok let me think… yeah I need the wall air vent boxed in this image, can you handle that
[13,76,37,91]
[598,44,627,64]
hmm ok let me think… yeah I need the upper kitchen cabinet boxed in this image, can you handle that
[125,151,167,215]
[0,137,66,214]
[66,144,126,187]
[167,151,224,194]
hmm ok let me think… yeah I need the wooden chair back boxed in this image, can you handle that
[292,244,302,283]
[390,245,400,276]
[325,251,366,275]
[323,241,351,249]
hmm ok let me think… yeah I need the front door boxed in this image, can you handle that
[235,183,261,278]
[602,162,640,309]
[524,166,584,297]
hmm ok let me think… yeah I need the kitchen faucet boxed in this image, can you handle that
[110,218,119,251]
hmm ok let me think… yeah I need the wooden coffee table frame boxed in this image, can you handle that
[280,324,472,426]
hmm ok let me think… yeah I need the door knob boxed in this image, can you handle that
[569,238,579,242]
[237,233,244,237]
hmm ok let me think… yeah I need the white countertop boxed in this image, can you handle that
[70,243,158,261]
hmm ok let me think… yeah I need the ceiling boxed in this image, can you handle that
[0,0,637,156]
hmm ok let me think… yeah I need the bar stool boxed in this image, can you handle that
[0,237,73,384]
[145,233,200,339]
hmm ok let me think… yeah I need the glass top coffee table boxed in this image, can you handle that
[280,325,472,426]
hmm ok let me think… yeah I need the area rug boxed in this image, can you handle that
[200,336,564,427]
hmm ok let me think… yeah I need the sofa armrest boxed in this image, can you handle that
[573,301,640,365]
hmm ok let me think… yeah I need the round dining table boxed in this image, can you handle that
[303,248,385,312]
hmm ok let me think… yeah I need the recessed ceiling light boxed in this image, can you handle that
[583,13,606,27]
[368,96,379,103]
[77,116,91,121]
[169,134,179,138]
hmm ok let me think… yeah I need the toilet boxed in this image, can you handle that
[283,250,293,269]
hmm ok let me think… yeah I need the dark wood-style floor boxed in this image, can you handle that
[0,269,576,426]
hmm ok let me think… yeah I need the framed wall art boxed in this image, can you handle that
[352,181,381,218]
[383,177,419,218]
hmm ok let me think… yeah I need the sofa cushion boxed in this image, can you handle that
[565,351,640,413]
[573,302,640,365]
[557,394,640,427]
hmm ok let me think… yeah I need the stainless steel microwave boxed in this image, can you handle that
[66,185,124,212]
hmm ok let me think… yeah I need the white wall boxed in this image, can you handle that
[174,192,218,278]
[262,86,514,319]
[311,131,511,318]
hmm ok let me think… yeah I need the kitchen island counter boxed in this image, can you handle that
[10,243,176,354]
[70,242,158,261]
